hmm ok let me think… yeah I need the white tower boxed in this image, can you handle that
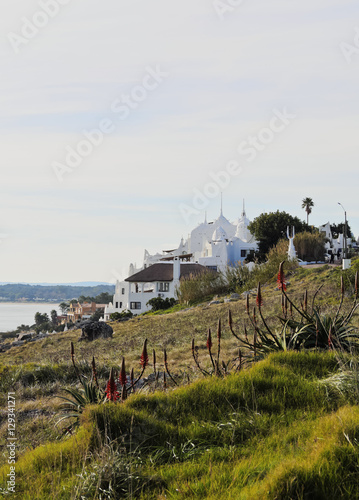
[287,226,297,260]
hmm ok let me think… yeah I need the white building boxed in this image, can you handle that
[318,222,353,256]
[104,258,207,318]
[104,203,258,319]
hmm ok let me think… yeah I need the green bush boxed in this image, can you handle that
[146,297,176,311]
[176,270,227,304]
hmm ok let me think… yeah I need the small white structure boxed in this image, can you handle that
[287,226,297,260]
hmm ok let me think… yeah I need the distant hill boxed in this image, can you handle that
[0,283,115,302]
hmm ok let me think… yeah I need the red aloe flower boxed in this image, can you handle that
[119,357,127,386]
[256,282,263,308]
[140,339,149,369]
[206,328,212,351]
[105,368,119,402]
[277,261,286,291]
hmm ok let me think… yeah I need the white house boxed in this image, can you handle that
[318,222,354,256]
[104,258,207,319]
[104,202,258,319]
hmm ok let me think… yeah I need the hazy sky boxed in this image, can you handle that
[1,0,359,283]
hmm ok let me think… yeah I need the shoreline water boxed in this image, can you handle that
[0,302,61,332]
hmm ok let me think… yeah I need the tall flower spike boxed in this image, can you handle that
[206,328,212,351]
[277,261,286,291]
[119,357,127,386]
[105,367,119,402]
[92,356,99,388]
[253,307,257,324]
[303,290,308,312]
[217,319,221,341]
[140,338,149,369]
[153,349,156,375]
[256,282,263,308]
[245,294,250,314]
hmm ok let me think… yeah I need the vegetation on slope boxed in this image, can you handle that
[1,263,359,498]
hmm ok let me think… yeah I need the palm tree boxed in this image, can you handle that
[302,197,314,225]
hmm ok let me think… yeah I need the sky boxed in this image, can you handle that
[1,0,359,283]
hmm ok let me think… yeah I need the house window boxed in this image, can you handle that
[130,302,141,310]
[120,302,122,308]
[241,250,246,258]
[206,266,217,271]
[115,302,118,308]
[121,288,125,294]
[159,282,170,292]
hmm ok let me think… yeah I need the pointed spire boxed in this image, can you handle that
[204,211,207,224]
[242,199,246,217]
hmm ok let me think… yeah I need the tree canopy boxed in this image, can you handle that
[301,197,314,225]
[330,222,353,239]
[248,210,309,258]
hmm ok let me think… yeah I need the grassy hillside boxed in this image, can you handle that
[1,264,359,498]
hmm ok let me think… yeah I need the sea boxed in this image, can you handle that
[0,303,61,332]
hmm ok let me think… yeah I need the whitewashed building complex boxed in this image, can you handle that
[104,204,258,319]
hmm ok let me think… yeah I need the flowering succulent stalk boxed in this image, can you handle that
[228,309,241,341]
[206,328,213,352]
[256,282,263,309]
[91,356,99,388]
[121,383,127,401]
[164,348,178,386]
[70,341,82,383]
[217,319,221,366]
[153,348,156,376]
[140,338,149,369]
[130,367,135,392]
[245,294,250,314]
[277,261,286,291]
[105,367,119,402]
[191,338,209,376]
[238,348,242,371]
[119,357,127,387]
[206,328,215,371]
[134,338,149,385]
